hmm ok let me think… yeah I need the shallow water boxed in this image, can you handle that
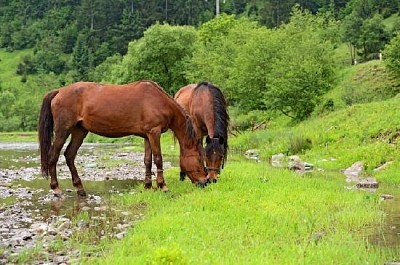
[0,142,153,264]
[367,185,400,248]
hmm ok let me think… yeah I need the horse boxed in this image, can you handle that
[38,80,207,197]
[174,81,229,183]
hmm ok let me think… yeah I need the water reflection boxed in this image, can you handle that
[367,186,400,248]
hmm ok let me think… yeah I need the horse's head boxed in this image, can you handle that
[205,136,225,183]
[179,148,208,187]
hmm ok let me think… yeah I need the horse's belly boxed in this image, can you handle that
[82,116,144,138]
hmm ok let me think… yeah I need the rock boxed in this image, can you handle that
[381,194,394,200]
[115,231,125,240]
[84,163,97,168]
[373,161,393,172]
[343,161,364,182]
[288,155,305,172]
[245,149,259,161]
[356,177,379,189]
[270,153,285,168]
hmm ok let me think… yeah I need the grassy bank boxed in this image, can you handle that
[82,160,398,264]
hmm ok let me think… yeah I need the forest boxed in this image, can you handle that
[1,0,400,131]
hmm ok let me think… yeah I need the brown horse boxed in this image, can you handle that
[38,80,207,196]
[174,81,229,183]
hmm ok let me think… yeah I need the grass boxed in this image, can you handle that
[0,49,32,88]
[81,161,398,264]
[2,60,400,263]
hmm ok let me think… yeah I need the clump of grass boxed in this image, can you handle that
[147,246,188,265]
[287,134,312,155]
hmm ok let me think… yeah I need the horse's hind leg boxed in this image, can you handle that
[64,126,88,197]
[48,131,70,197]
[143,138,153,189]
[147,132,168,192]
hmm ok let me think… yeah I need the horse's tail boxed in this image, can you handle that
[38,90,59,178]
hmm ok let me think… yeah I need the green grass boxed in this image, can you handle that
[0,49,32,88]
[231,94,400,185]
[318,60,398,113]
[83,161,397,264]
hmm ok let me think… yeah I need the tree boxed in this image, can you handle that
[186,14,240,94]
[341,11,363,64]
[359,14,389,60]
[105,23,197,94]
[264,7,337,121]
[384,33,400,79]
[71,31,92,80]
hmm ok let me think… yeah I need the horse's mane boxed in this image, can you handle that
[194,81,230,154]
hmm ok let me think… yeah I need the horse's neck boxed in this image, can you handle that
[170,113,194,151]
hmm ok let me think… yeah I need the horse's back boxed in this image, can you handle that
[51,81,178,137]
[174,84,196,112]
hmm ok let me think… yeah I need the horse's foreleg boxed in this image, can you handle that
[49,131,69,197]
[143,138,153,189]
[147,132,168,192]
[64,127,88,197]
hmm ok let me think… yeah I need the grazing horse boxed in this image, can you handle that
[174,81,229,182]
[38,80,207,196]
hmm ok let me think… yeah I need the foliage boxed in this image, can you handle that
[264,7,338,121]
[101,23,197,94]
[384,32,400,79]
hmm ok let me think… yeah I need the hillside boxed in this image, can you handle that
[231,59,400,185]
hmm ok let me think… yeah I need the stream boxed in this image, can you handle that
[0,142,171,264]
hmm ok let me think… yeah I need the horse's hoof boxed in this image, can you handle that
[53,192,64,199]
[77,190,87,197]
[179,171,186,181]
[161,185,169,192]
[196,181,207,188]
[52,187,64,198]
[144,183,153,189]
[212,178,217,183]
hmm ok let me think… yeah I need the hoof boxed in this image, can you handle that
[144,182,153,189]
[212,178,217,183]
[179,171,186,181]
[196,181,207,188]
[77,190,87,197]
[52,187,64,198]
[161,185,169,192]
[53,192,64,199]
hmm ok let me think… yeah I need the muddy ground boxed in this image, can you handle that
[0,143,171,264]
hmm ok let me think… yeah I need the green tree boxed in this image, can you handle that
[71,31,92,80]
[186,14,240,94]
[341,11,363,64]
[106,23,197,94]
[264,7,337,121]
[359,14,389,60]
[384,33,400,79]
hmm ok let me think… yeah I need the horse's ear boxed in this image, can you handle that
[218,136,224,145]
[206,135,211,144]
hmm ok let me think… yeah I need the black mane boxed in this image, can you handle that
[194,81,230,156]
